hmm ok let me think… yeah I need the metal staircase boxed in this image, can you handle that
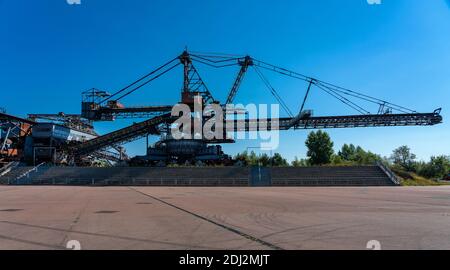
[376,161,401,186]
[4,163,47,185]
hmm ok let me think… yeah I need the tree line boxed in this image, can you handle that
[234,130,449,180]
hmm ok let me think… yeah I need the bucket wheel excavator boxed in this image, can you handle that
[61,50,442,166]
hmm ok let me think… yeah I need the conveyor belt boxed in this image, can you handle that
[0,112,36,125]
[72,111,442,157]
[227,112,443,131]
[72,114,171,156]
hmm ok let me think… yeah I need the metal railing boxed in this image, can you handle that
[0,161,19,177]
[10,177,250,186]
[376,161,401,186]
[9,162,46,185]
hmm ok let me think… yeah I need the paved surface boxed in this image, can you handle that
[0,186,450,250]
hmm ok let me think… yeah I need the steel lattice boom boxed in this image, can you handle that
[63,50,443,162]
[70,113,171,156]
[227,111,443,132]
[10,50,441,165]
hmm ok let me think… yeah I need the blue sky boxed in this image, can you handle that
[0,0,449,161]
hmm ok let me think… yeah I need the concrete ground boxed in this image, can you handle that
[0,186,450,250]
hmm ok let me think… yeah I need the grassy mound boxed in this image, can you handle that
[391,168,447,186]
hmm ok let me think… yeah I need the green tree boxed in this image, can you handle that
[353,146,381,165]
[291,157,309,167]
[248,151,259,166]
[338,144,356,161]
[270,153,289,167]
[331,155,344,165]
[305,130,334,165]
[391,146,417,171]
[235,151,289,167]
[417,155,450,179]
[258,153,271,167]
[234,151,249,166]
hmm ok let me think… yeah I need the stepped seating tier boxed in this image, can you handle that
[0,165,396,186]
[271,166,394,186]
[0,167,36,185]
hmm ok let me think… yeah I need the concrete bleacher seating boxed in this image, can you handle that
[0,166,36,185]
[0,165,397,186]
[271,166,395,186]
[6,167,250,186]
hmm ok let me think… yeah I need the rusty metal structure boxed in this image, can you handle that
[0,111,34,162]
[72,50,442,165]
[0,50,443,166]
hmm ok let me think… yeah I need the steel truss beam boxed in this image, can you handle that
[71,113,171,156]
[226,112,443,131]
[92,106,173,120]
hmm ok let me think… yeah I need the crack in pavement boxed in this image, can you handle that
[0,220,217,249]
[128,187,283,250]
[0,233,65,250]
